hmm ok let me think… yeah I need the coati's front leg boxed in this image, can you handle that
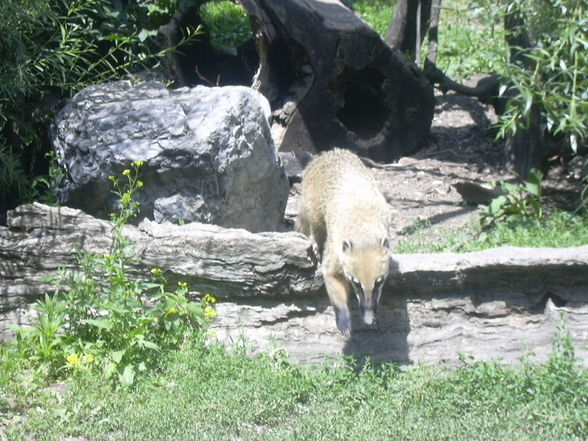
[323,270,352,337]
[296,207,325,261]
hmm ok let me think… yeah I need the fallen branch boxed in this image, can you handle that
[423,60,502,112]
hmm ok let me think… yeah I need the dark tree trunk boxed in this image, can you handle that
[503,8,546,178]
[426,0,442,64]
[239,0,435,161]
[385,0,432,60]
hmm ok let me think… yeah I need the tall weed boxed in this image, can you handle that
[13,163,214,386]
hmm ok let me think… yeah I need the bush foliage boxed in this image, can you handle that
[0,0,200,210]
[491,0,587,153]
[199,0,252,54]
[13,164,214,386]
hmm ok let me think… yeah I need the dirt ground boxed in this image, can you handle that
[285,90,586,244]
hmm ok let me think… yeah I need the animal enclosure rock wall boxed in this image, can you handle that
[52,81,288,232]
[2,203,587,365]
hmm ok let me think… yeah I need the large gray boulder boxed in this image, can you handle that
[52,81,289,232]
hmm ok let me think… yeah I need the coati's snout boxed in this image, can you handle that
[358,288,380,325]
[342,238,389,327]
[348,275,384,326]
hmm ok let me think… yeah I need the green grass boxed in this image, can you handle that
[349,0,396,35]
[433,1,507,79]
[395,209,588,254]
[199,0,252,55]
[351,0,507,79]
[1,332,586,441]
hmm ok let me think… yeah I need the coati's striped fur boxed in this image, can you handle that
[296,148,391,336]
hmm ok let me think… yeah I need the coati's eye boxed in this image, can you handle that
[342,240,353,253]
[374,276,385,289]
[346,275,361,287]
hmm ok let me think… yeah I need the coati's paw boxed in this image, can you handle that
[311,242,323,263]
[336,308,352,337]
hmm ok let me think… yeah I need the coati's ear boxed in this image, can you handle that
[381,237,390,249]
[342,240,353,253]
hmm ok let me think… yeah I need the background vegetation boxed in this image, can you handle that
[0,2,586,438]
[0,0,200,212]
[12,165,215,387]
[199,0,251,54]
[1,0,586,216]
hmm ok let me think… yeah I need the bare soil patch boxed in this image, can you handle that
[286,89,585,245]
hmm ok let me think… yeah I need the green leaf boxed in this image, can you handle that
[489,195,508,215]
[186,303,204,316]
[103,361,116,379]
[527,198,542,218]
[81,318,113,330]
[501,182,520,195]
[111,349,125,364]
[525,169,543,196]
[119,364,135,386]
[525,182,541,197]
[137,28,158,42]
[140,339,160,350]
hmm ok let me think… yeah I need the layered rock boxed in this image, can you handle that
[2,203,587,365]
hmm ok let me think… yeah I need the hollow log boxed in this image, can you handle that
[239,0,435,161]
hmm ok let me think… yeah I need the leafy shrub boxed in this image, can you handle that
[199,0,252,55]
[0,0,201,210]
[481,168,543,228]
[494,0,587,155]
[14,163,215,386]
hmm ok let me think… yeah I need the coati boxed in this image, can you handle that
[296,148,391,336]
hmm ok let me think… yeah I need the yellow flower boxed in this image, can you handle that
[132,160,144,168]
[203,294,217,304]
[151,268,163,276]
[178,281,188,289]
[122,169,131,176]
[166,306,178,316]
[66,353,94,369]
[204,305,217,319]
[137,180,144,188]
[66,353,81,368]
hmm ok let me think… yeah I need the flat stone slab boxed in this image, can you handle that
[1,203,587,365]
